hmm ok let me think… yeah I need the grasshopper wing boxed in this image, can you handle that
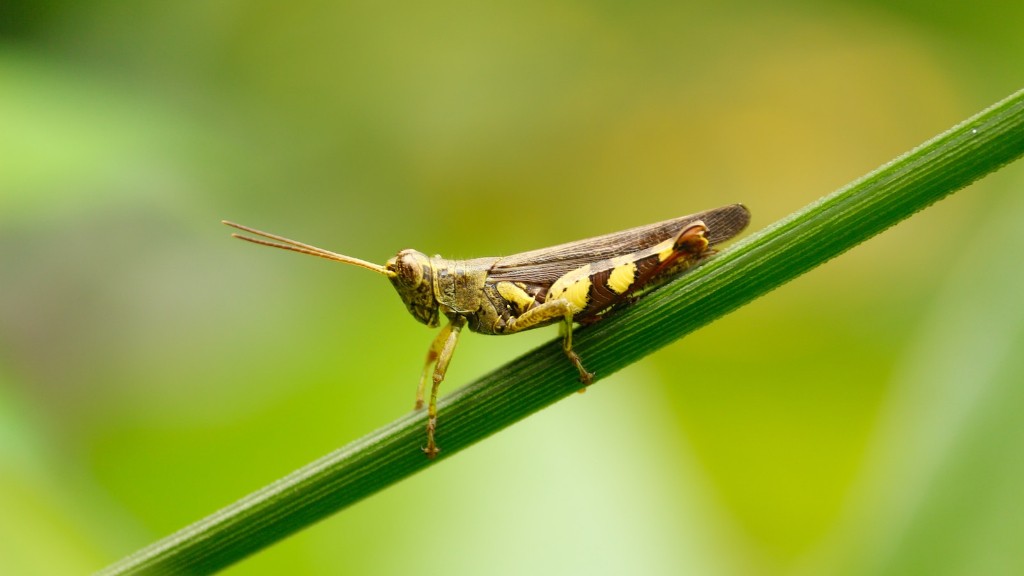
[488,204,749,284]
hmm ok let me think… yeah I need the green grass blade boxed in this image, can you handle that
[99,88,1024,575]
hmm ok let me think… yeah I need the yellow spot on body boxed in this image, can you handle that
[497,281,536,313]
[607,261,637,294]
[548,264,592,312]
[561,277,591,311]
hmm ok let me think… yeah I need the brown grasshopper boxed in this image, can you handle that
[223,204,749,457]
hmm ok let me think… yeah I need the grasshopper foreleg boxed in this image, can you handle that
[421,316,465,459]
[417,324,453,411]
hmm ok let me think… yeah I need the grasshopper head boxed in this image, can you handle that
[386,249,440,328]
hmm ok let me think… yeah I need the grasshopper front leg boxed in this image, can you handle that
[416,323,454,411]
[420,315,466,459]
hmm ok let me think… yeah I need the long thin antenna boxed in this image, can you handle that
[222,220,393,276]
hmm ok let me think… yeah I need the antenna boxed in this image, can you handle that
[222,220,393,276]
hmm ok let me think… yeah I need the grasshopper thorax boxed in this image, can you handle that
[386,249,440,328]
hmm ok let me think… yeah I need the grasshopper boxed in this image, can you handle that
[223,203,749,457]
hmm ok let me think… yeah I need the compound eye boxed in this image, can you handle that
[394,251,424,288]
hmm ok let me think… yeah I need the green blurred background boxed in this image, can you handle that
[2,2,1023,574]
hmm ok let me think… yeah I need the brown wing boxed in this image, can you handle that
[488,204,750,284]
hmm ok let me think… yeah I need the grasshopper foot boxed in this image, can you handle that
[565,349,594,387]
[579,369,594,385]
[423,417,440,459]
[575,367,594,394]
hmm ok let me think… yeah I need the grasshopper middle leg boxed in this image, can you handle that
[504,299,594,385]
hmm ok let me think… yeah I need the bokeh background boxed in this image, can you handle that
[2,2,1023,575]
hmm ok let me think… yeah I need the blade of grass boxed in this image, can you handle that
[100,88,1024,575]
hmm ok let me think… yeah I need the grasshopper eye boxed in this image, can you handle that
[389,250,426,288]
[386,249,439,328]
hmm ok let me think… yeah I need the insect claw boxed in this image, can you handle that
[423,413,441,459]
[564,348,594,386]
[575,369,595,394]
